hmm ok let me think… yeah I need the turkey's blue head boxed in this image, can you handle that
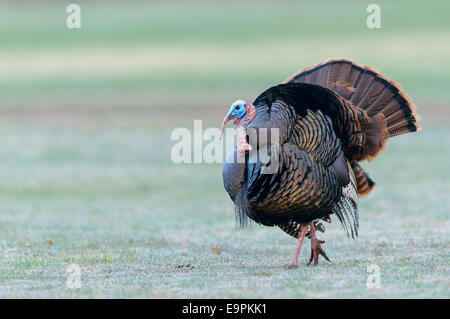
[220,99,256,139]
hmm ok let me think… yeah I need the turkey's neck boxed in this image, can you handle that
[236,126,248,151]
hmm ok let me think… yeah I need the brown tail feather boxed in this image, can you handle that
[284,58,421,196]
[351,161,376,196]
[284,58,421,138]
[359,113,389,162]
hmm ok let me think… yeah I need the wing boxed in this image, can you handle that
[275,109,359,238]
[246,142,342,226]
[245,105,351,220]
[278,159,359,239]
[289,109,341,167]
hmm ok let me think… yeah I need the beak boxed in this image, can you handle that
[220,110,234,140]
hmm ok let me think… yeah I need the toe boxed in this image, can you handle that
[320,249,331,262]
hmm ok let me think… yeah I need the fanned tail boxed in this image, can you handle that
[284,58,420,138]
[285,58,420,196]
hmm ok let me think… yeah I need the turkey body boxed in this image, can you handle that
[222,59,420,243]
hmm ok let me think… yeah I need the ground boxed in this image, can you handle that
[0,0,449,298]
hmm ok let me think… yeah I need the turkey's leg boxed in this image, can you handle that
[288,224,308,269]
[308,221,331,266]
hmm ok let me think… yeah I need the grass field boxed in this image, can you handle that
[0,0,449,298]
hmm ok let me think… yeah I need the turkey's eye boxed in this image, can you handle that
[235,106,240,110]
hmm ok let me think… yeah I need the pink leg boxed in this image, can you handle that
[288,224,308,269]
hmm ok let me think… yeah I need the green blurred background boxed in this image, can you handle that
[0,0,448,298]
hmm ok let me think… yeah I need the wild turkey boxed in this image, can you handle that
[221,58,420,267]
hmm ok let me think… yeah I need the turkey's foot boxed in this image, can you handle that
[288,223,308,269]
[307,221,331,266]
